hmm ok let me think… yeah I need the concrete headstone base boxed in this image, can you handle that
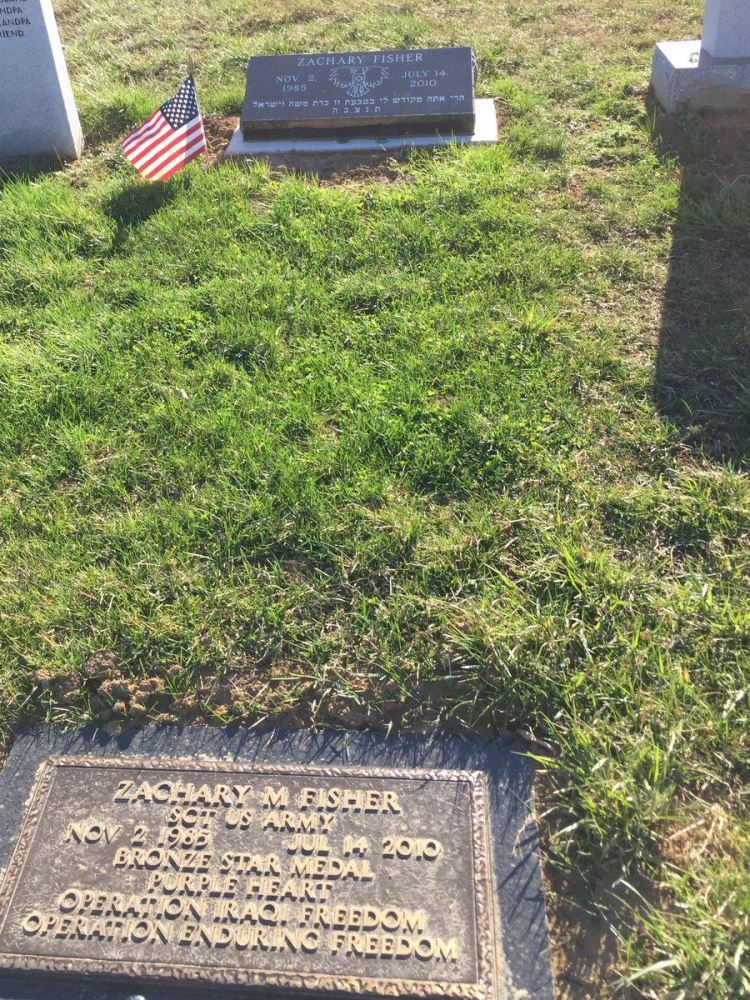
[652,40,750,113]
[223,97,498,169]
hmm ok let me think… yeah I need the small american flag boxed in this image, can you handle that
[122,77,207,181]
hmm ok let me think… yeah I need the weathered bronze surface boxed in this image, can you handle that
[0,757,498,998]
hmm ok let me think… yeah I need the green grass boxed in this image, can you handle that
[1,0,749,996]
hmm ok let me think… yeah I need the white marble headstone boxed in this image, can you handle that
[702,0,750,59]
[0,0,83,160]
[652,0,750,112]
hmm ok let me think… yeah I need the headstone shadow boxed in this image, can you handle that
[652,104,750,462]
[0,156,70,191]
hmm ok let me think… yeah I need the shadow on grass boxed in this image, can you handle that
[653,106,750,463]
[83,96,157,149]
[0,155,70,190]
[239,5,331,33]
[104,181,179,250]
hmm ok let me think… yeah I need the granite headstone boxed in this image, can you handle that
[227,46,497,166]
[240,47,476,139]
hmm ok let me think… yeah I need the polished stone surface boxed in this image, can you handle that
[225,98,498,170]
[0,0,82,160]
[240,47,475,139]
[652,39,750,112]
[0,727,554,999]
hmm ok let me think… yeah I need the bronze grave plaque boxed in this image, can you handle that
[0,758,499,998]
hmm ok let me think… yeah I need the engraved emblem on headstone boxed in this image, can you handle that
[329,65,389,98]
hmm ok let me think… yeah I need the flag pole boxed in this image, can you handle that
[186,56,201,118]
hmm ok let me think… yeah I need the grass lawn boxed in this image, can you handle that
[1,0,749,995]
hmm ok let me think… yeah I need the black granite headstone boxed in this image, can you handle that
[240,47,476,139]
[0,727,555,1000]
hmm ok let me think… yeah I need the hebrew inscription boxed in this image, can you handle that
[0,758,496,998]
[241,47,476,138]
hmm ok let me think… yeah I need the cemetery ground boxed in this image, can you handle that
[0,0,748,996]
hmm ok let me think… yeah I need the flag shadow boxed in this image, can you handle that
[104,181,179,252]
[652,105,750,463]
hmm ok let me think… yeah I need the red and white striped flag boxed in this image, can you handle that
[122,77,207,181]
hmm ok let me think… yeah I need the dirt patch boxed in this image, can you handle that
[534,771,636,1000]
[204,114,240,162]
[311,160,413,187]
[543,861,645,1000]
[206,113,412,184]
[81,649,122,679]
[661,803,735,869]
[25,647,531,738]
